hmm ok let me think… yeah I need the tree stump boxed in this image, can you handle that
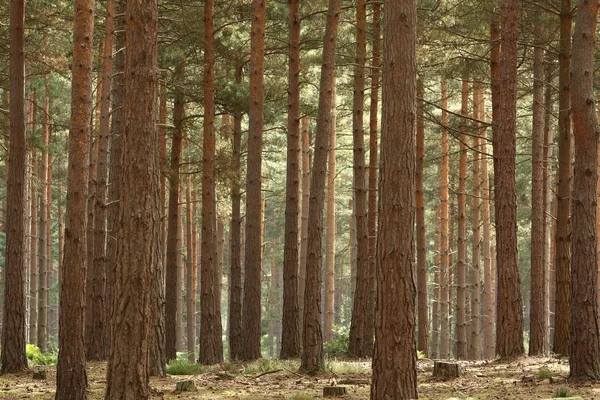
[433,361,460,380]
[323,386,347,397]
[32,370,47,380]
[175,380,197,392]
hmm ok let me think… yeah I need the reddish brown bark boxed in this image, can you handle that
[371,0,418,394]
[440,80,450,360]
[29,149,38,345]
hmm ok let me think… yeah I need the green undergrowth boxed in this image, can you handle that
[166,359,208,375]
[26,344,58,366]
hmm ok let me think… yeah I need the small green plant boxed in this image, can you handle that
[417,350,426,359]
[166,359,208,375]
[244,358,280,375]
[553,387,572,398]
[324,325,349,358]
[26,344,58,366]
[537,367,553,380]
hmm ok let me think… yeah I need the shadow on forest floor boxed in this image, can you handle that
[0,356,599,399]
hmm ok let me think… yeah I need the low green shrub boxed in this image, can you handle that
[26,344,57,366]
[553,387,572,398]
[324,325,349,358]
[166,359,207,375]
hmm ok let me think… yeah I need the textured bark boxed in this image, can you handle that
[324,86,336,342]
[569,0,600,380]
[298,117,310,342]
[185,177,195,362]
[416,79,428,357]
[280,0,302,359]
[494,0,525,358]
[165,67,184,361]
[37,96,49,352]
[55,1,94,397]
[348,0,371,357]
[240,0,266,361]
[29,150,38,345]
[105,0,158,396]
[529,26,547,356]
[300,0,341,372]
[176,197,184,352]
[456,78,468,361]
[431,206,440,359]
[47,141,55,340]
[371,0,418,395]
[228,62,243,361]
[439,80,450,360]
[159,72,168,269]
[553,0,572,358]
[199,0,224,364]
[469,82,482,361]
[544,59,555,351]
[1,0,28,374]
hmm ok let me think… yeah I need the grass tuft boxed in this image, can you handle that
[166,360,208,375]
[537,367,553,380]
[553,387,572,398]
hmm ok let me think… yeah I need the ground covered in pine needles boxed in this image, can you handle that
[0,356,599,399]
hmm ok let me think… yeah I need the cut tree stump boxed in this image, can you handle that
[175,380,197,392]
[433,361,460,379]
[323,386,347,397]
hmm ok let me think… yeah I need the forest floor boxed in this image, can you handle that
[0,356,599,399]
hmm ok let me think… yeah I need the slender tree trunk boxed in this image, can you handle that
[544,59,555,351]
[241,0,267,361]
[165,67,185,361]
[416,80,428,357]
[431,205,441,359]
[1,0,28,374]
[229,62,244,360]
[440,80,450,360]
[176,197,184,352]
[55,1,94,397]
[199,0,223,365]
[348,0,370,357]
[37,96,49,352]
[553,0,572,358]
[494,0,525,358]
[569,0,600,379]
[29,150,38,345]
[470,81,482,360]
[298,117,310,342]
[185,176,195,362]
[300,0,341,372]
[160,72,168,269]
[324,86,336,342]
[47,143,55,340]
[529,25,547,356]
[371,0,418,394]
[456,77,469,361]
[280,0,302,359]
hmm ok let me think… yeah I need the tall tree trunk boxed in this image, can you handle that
[159,72,168,269]
[298,117,310,342]
[38,96,49,352]
[300,0,341,372]
[241,0,267,361]
[456,77,469,360]
[416,79,428,357]
[553,0,572,358]
[431,206,441,359]
[55,0,94,396]
[324,85,336,342]
[280,0,302,359]
[165,65,185,361]
[199,0,223,365]
[494,0,525,358]
[569,0,600,379]
[185,176,195,362]
[47,145,56,340]
[440,80,450,360]
[1,0,28,374]
[29,150,38,345]
[371,0,417,394]
[529,25,547,356]
[229,62,244,360]
[105,0,159,396]
[470,81,482,360]
[176,197,184,352]
[87,0,114,361]
[348,0,370,357]
[544,58,555,351]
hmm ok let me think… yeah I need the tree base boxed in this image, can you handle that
[323,386,347,397]
[433,361,460,380]
[175,380,197,392]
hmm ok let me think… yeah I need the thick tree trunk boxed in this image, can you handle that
[229,62,244,360]
[371,0,418,395]
[199,0,223,365]
[55,1,94,397]
[165,68,184,361]
[241,0,267,361]
[280,0,302,359]
[456,77,469,361]
[494,0,525,358]
[553,0,572,358]
[324,86,336,342]
[416,79,428,357]
[300,0,341,372]
[440,80,450,360]
[569,0,600,380]
[348,0,371,357]
[1,0,28,374]
[529,26,547,356]
[105,0,159,397]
